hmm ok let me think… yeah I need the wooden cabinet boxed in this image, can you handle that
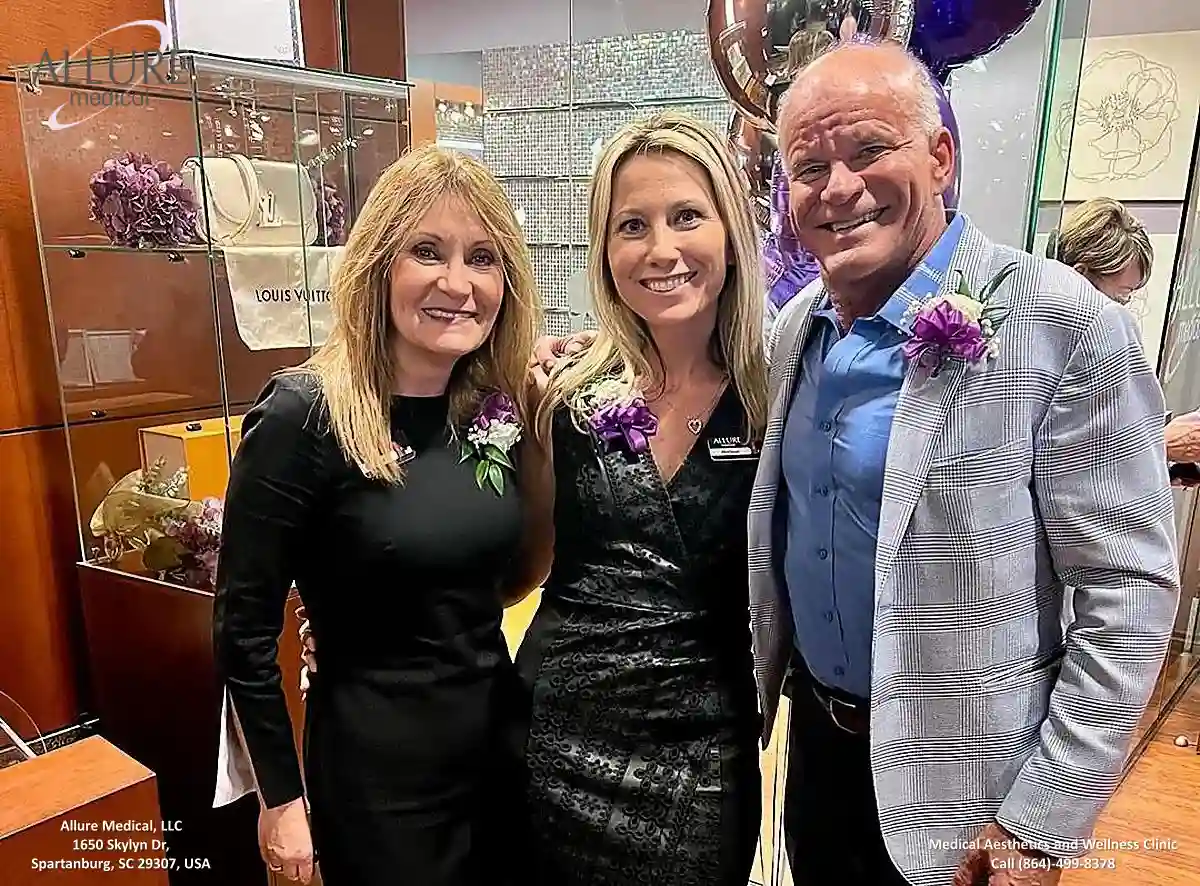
[76,565,317,884]
[0,735,169,885]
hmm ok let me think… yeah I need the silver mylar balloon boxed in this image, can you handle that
[727,112,777,229]
[707,0,917,132]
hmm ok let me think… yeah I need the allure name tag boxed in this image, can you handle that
[707,435,758,462]
[391,442,416,466]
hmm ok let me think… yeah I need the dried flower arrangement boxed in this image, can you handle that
[135,455,188,498]
[88,152,201,249]
[143,497,223,591]
[90,457,224,592]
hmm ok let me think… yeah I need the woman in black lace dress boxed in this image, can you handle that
[519,111,769,885]
[211,145,543,885]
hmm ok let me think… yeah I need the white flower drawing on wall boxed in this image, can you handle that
[1054,50,1180,183]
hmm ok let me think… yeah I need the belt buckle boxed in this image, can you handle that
[814,687,862,735]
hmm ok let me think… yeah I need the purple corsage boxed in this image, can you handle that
[581,379,659,455]
[460,391,522,495]
[903,262,1017,377]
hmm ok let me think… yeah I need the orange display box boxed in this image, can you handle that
[138,416,244,501]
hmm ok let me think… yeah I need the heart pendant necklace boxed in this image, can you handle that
[685,379,728,436]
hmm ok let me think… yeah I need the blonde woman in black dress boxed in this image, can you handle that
[212,144,543,885]
[519,111,769,885]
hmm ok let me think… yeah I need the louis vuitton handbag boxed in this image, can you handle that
[181,153,319,247]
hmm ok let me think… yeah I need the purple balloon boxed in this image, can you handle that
[764,155,820,312]
[910,0,1044,80]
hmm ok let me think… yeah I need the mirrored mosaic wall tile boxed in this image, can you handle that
[437,117,483,143]
[571,31,724,106]
[505,179,589,245]
[569,102,730,173]
[529,245,586,311]
[543,309,599,336]
[544,310,572,337]
[483,111,569,177]
[484,101,730,178]
[484,31,722,111]
[484,43,572,110]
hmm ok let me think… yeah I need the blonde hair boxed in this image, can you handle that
[287,143,541,484]
[1052,197,1153,287]
[535,111,767,445]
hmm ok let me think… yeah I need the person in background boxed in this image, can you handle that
[211,144,542,885]
[518,110,769,885]
[1048,196,1154,305]
[1048,200,1200,476]
[749,41,1179,885]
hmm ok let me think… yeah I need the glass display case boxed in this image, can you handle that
[12,51,412,594]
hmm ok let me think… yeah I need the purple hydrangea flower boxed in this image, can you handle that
[472,391,518,430]
[588,398,659,455]
[88,152,200,249]
[317,181,346,246]
[902,301,989,374]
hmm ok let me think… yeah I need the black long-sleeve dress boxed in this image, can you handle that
[212,373,527,886]
[516,386,762,885]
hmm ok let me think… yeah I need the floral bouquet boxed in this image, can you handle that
[143,497,224,591]
[89,457,224,592]
[89,459,191,564]
[88,152,200,249]
[460,391,522,496]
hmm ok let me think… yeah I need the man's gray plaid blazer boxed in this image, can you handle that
[748,218,1181,885]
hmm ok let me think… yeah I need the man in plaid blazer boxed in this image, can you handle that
[754,42,1180,885]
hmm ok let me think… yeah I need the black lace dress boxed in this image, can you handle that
[515,387,762,886]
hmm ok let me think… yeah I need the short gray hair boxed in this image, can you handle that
[778,40,944,146]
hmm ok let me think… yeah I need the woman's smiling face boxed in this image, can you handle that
[604,150,730,333]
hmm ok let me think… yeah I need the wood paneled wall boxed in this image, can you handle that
[0,0,408,739]
[0,0,168,744]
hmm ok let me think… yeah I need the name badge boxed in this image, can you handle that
[391,441,416,466]
[707,435,759,462]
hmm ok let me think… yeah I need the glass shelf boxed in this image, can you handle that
[41,241,332,258]
[10,50,415,103]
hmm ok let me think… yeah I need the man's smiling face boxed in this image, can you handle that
[780,45,956,297]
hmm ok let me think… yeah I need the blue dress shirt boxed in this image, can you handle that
[781,214,966,699]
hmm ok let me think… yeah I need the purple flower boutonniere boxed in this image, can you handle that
[903,262,1018,377]
[582,379,659,455]
[460,391,522,496]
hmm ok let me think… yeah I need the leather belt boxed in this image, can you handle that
[809,678,870,736]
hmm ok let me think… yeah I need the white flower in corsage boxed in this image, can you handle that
[461,391,523,496]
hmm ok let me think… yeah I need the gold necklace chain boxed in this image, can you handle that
[645,376,728,436]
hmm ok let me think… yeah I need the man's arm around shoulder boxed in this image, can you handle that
[998,298,1180,854]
